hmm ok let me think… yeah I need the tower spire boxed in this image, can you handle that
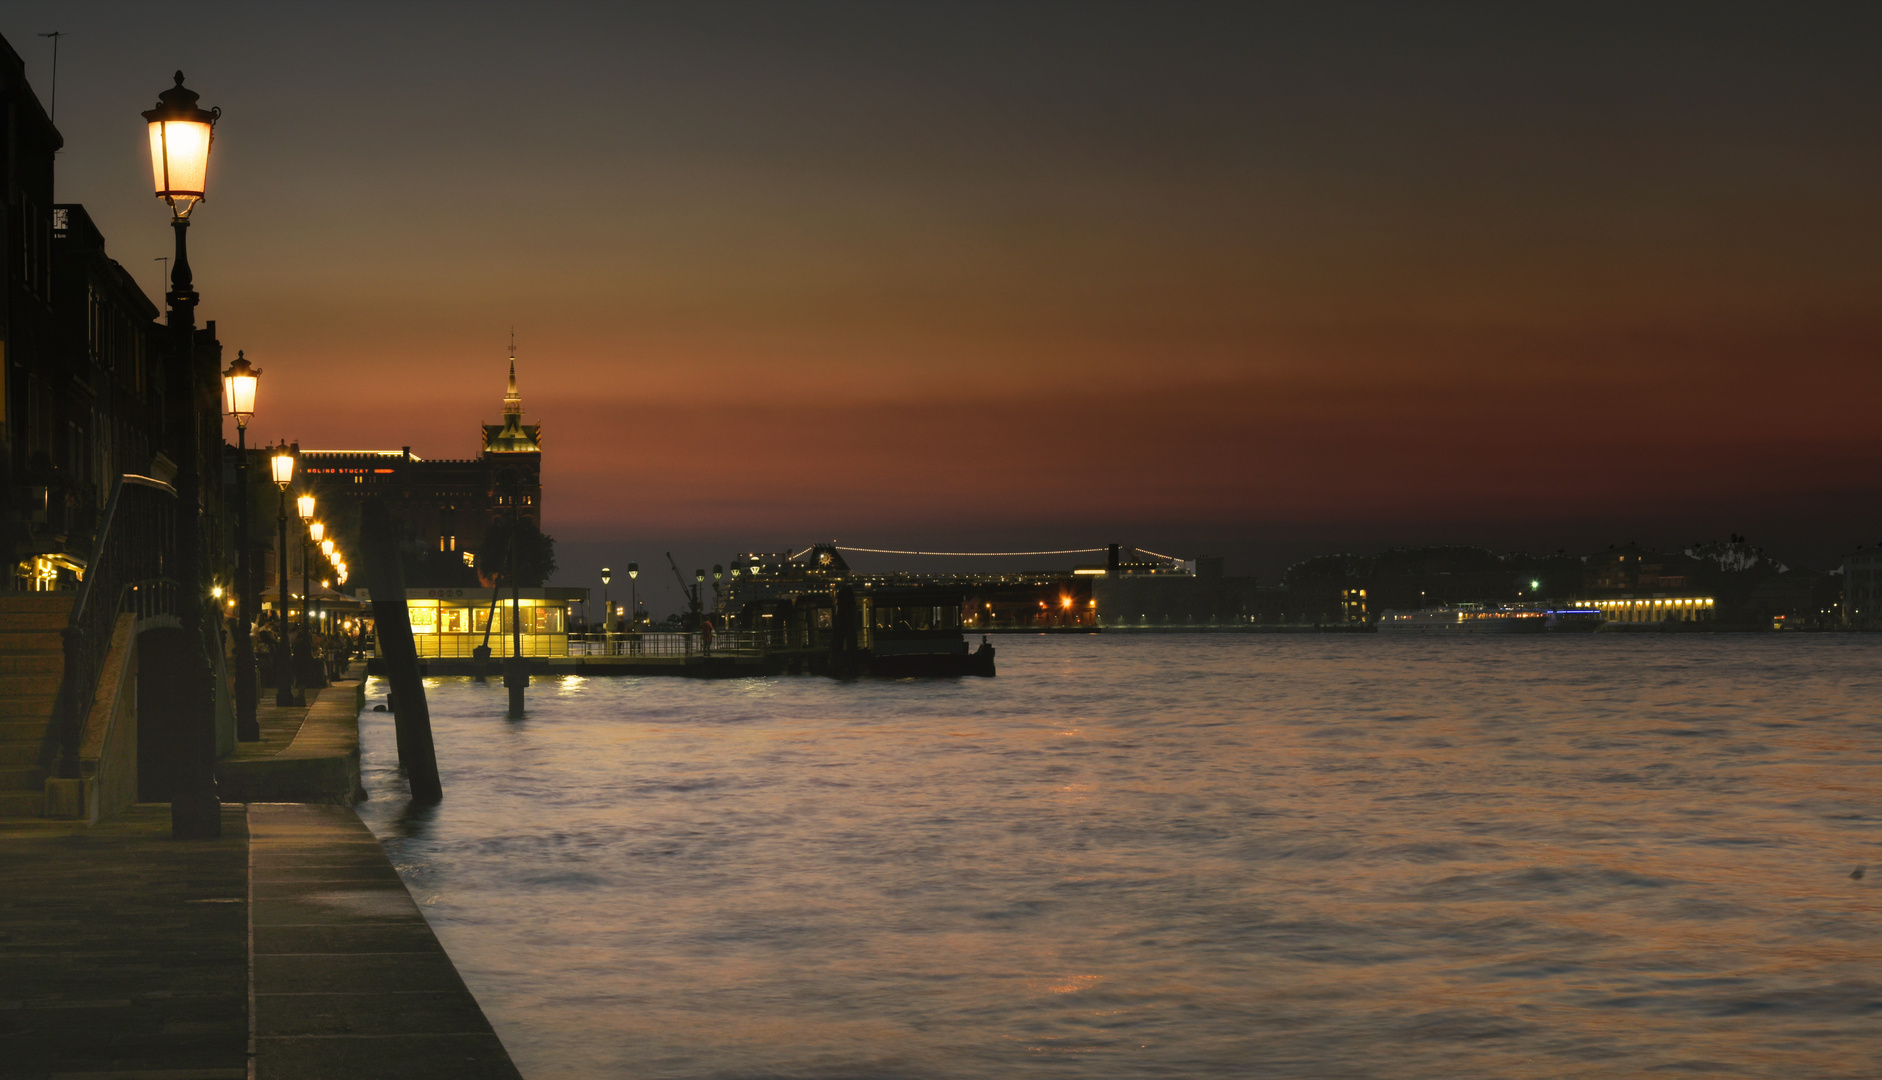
[503,338,522,422]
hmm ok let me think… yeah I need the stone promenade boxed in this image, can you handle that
[0,666,521,1079]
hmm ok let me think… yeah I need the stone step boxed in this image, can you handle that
[0,788,44,817]
[0,681,65,707]
[0,630,64,653]
[0,697,57,723]
[0,765,43,790]
[0,716,53,740]
[0,593,76,615]
[0,653,65,676]
[0,739,48,767]
[0,611,68,632]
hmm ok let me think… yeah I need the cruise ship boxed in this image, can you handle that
[1376,603,1603,633]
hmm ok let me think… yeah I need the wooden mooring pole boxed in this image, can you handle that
[358,500,443,802]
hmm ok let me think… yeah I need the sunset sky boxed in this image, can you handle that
[3,1,1879,607]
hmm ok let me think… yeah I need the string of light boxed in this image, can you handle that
[1135,547,1184,563]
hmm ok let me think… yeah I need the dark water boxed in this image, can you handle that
[355,635,1882,1079]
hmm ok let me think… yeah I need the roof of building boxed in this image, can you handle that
[482,358,542,453]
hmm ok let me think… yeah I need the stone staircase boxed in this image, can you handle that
[0,593,74,817]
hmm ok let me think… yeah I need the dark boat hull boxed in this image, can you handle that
[864,642,996,678]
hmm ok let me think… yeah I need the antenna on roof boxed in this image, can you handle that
[37,32,62,126]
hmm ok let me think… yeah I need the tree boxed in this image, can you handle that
[478,518,557,587]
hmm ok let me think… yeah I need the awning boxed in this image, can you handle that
[258,584,364,610]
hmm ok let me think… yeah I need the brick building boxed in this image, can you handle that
[297,358,542,579]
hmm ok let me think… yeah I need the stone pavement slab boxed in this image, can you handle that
[0,804,248,1079]
[249,803,521,1080]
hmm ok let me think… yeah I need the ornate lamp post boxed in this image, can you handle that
[731,565,745,629]
[145,72,221,838]
[600,566,611,654]
[309,521,326,639]
[320,538,336,632]
[627,563,638,630]
[296,495,318,689]
[221,351,260,740]
[270,442,295,705]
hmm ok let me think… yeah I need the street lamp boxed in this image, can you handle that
[269,442,295,705]
[296,494,321,688]
[319,537,335,630]
[145,71,217,220]
[627,563,638,629]
[145,70,221,839]
[221,351,260,740]
[600,566,611,653]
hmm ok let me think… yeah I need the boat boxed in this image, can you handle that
[858,586,996,677]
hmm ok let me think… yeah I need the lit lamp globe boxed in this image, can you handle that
[627,563,638,580]
[309,521,324,543]
[601,567,611,585]
[221,351,258,427]
[143,72,219,219]
[270,442,294,488]
[321,539,334,558]
[297,494,315,522]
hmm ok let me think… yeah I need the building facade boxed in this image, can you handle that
[298,359,542,579]
[2,37,203,591]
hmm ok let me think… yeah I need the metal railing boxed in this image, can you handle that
[404,634,568,659]
[54,475,180,778]
[567,630,779,657]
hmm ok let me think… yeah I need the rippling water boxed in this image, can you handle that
[356,634,1882,1079]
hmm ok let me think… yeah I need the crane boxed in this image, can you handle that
[667,552,702,628]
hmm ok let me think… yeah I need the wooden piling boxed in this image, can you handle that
[358,500,443,802]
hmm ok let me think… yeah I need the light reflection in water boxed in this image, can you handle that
[355,635,1882,1078]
